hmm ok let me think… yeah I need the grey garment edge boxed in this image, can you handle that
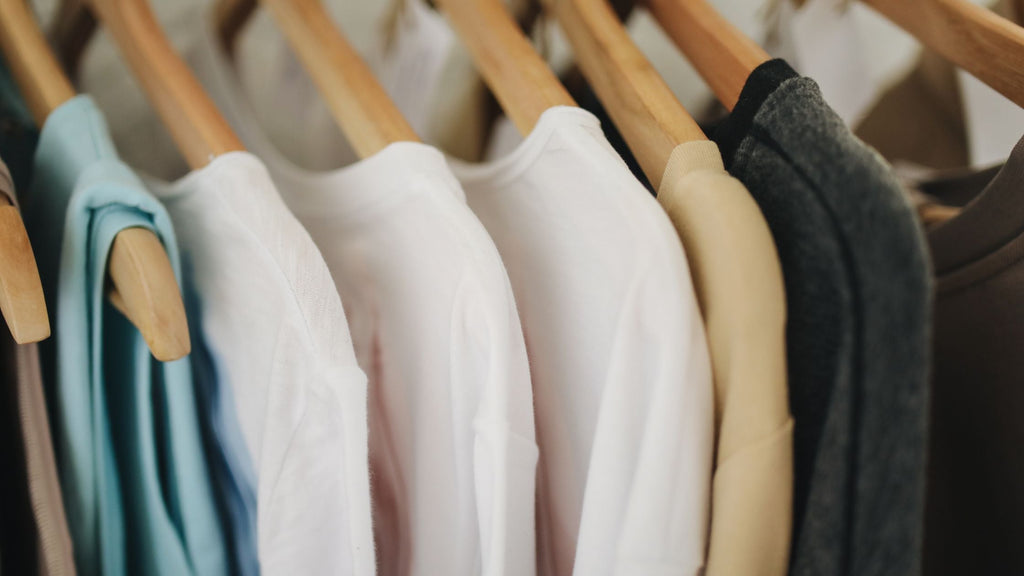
[722,72,932,576]
[18,342,78,576]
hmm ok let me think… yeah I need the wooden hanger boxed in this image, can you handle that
[0,195,49,344]
[212,0,419,159]
[858,0,1024,109]
[646,0,1024,111]
[644,0,770,111]
[0,0,191,360]
[53,0,245,168]
[431,0,576,136]
[0,3,51,345]
[540,0,707,189]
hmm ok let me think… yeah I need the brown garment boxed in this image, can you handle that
[657,141,794,576]
[918,135,1024,575]
[0,158,77,576]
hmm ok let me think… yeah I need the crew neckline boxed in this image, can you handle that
[142,151,264,198]
[446,106,602,188]
[658,140,727,192]
[927,135,1024,284]
[189,15,458,204]
[713,59,799,167]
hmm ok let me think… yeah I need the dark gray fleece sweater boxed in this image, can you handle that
[714,59,932,576]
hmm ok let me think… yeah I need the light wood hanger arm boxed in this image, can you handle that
[229,0,419,158]
[541,0,706,189]
[69,0,245,167]
[649,0,1024,111]
[860,0,1024,109]
[0,1,76,125]
[0,197,50,343]
[644,0,770,111]
[432,0,576,136]
[0,0,63,344]
[0,0,191,359]
[107,229,190,361]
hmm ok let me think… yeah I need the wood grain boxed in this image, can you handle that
[108,228,190,361]
[433,0,576,136]
[84,0,245,167]
[0,0,76,124]
[3,0,193,358]
[253,0,419,158]
[0,200,50,343]
[645,0,770,111]
[543,0,707,189]
[862,0,1024,109]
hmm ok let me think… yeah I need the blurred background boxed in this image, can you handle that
[29,0,1024,178]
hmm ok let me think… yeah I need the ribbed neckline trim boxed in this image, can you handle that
[713,59,799,167]
[143,151,265,199]
[928,134,1024,283]
[446,106,601,188]
[658,140,726,195]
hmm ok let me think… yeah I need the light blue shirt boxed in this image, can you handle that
[22,95,230,576]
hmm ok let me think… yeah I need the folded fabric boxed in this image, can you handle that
[20,95,229,576]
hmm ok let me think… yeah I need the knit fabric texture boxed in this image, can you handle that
[714,59,932,576]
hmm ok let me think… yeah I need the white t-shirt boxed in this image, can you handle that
[450,107,715,576]
[189,20,539,576]
[144,153,376,576]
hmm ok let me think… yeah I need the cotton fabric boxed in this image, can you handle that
[185,21,540,576]
[656,140,793,576]
[449,106,714,576]
[713,59,932,576]
[912,135,1024,576]
[20,95,229,576]
[144,152,376,576]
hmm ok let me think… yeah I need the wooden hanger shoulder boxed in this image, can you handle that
[107,228,190,361]
[2,0,192,358]
[0,197,50,343]
[433,0,576,136]
[645,0,770,111]
[542,0,707,189]
[231,0,419,158]
[76,0,245,166]
[862,0,1024,109]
